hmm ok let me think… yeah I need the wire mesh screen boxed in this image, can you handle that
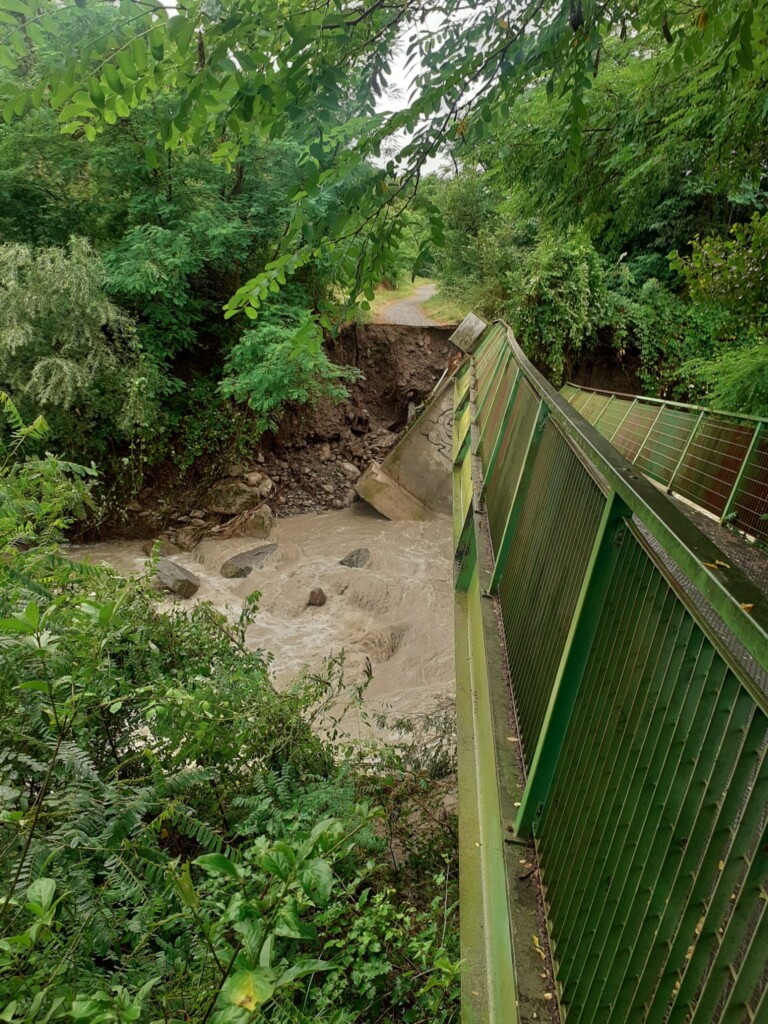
[534,524,768,1024]
[563,385,768,541]
[612,403,661,462]
[732,431,768,542]
[473,325,506,415]
[484,378,539,548]
[674,418,754,517]
[477,359,514,464]
[634,406,698,486]
[495,419,606,767]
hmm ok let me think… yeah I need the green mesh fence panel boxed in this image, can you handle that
[495,420,606,766]
[535,526,767,1024]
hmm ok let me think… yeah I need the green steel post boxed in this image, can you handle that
[476,346,509,423]
[514,491,631,835]
[609,397,637,442]
[632,403,665,464]
[477,355,514,455]
[667,409,705,494]
[488,402,549,594]
[720,422,763,524]
[592,394,615,431]
[481,368,521,491]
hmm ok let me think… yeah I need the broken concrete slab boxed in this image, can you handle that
[450,312,487,354]
[355,462,430,521]
[355,368,457,520]
[220,543,278,579]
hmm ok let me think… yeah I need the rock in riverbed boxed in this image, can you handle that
[142,539,182,558]
[155,558,200,598]
[208,480,268,515]
[340,547,370,568]
[220,544,278,579]
[307,587,327,607]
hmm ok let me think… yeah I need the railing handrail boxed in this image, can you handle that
[500,323,768,700]
[564,380,768,426]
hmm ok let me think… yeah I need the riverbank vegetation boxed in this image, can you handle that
[0,1,765,501]
[427,30,768,412]
[0,399,461,1024]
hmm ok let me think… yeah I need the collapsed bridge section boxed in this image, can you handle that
[452,318,768,1024]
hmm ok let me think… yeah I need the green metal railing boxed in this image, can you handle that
[453,319,768,1024]
[562,383,768,542]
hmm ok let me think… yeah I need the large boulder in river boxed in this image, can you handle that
[155,558,200,598]
[340,547,371,568]
[207,480,267,516]
[142,538,182,558]
[220,544,277,579]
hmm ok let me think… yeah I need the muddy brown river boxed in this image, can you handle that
[72,504,455,734]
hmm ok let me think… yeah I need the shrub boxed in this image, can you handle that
[0,237,157,462]
[220,306,360,435]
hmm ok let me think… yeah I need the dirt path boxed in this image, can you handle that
[374,282,445,327]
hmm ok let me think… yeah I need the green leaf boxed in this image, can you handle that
[0,45,16,70]
[103,63,124,95]
[131,37,148,73]
[0,617,34,635]
[150,28,164,62]
[299,858,333,906]
[88,79,105,109]
[27,878,55,913]
[193,853,240,879]
[277,959,335,987]
[117,50,138,81]
[173,863,199,908]
[220,969,276,1011]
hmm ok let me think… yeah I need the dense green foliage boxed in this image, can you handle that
[0,0,765,477]
[429,33,768,410]
[0,400,460,1023]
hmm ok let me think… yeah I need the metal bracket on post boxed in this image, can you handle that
[514,491,631,836]
[488,403,549,594]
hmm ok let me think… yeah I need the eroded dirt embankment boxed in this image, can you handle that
[72,322,459,734]
[113,323,456,545]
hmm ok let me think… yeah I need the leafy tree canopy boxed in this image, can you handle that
[2,0,766,318]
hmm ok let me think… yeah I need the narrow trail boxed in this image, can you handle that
[374,282,444,327]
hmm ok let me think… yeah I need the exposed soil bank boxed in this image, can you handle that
[104,322,457,541]
[72,503,455,737]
